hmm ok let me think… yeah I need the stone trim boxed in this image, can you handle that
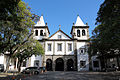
[38,39,89,42]
[45,55,76,71]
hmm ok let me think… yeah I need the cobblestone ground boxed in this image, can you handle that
[22,71,120,80]
[0,71,120,80]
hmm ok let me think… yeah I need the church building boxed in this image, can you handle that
[33,15,90,71]
[0,15,101,72]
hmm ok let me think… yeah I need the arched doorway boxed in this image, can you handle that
[67,59,74,71]
[46,59,52,71]
[55,58,64,71]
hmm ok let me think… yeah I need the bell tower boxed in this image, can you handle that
[33,15,50,40]
[70,15,89,40]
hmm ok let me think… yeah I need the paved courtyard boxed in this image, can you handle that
[0,71,120,80]
[22,71,120,80]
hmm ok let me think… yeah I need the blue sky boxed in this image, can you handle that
[22,0,104,37]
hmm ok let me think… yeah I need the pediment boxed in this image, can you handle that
[49,30,71,40]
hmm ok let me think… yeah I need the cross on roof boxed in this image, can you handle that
[59,25,61,30]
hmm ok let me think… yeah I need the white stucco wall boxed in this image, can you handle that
[45,41,74,55]
[33,28,49,40]
[78,54,89,71]
[0,55,4,64]
[77,42,89,71]
[73,28,88,40]
[30,55,42,67]
[49,31,70,39]
[66,41,74,55]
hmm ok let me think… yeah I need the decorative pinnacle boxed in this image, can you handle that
[86,23,88,25]
[73,22,75,25]
[59,25,61,30]
[41,14,43,16]
[77,14,79,16]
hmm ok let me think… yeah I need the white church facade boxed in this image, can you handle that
[32,15,90,71]
[0,15,101,71]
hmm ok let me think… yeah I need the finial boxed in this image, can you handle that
[41,14,43,16]
[45,22,47,26]
[59,25,61,30]
[77,14,79,16]
[73,22,75,25]
[86,23,88,25]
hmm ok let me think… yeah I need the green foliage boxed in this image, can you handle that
[0,1,35,54]
[0,0,41,71]
[13,39,44,72]
[32,41,44,56]
[0,0,20,20]
[13,40,44,61]
[90,0,120,56]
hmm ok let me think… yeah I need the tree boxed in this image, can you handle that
[0,0,20,20]
[13,40,44,72]
[0,1,39,71]
[90,0,120,70]
[0,0,20,53]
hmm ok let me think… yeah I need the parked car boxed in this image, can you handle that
[0,64,4,72]
[22,67,41,74]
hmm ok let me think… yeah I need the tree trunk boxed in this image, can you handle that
[17,60,22,72]
[89,54,92,71]
[5,56,10,72]
[104,56,107,71]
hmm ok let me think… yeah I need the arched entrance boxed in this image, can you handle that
[46,59,52,71]
[67,59,74,71]
[55,58,64,71]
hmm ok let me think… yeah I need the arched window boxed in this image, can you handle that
[77,30,80,37]
[40,30,43,36]
[82,30,86,36]
[35,30,38,36]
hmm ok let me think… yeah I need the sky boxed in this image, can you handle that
[22,0,104,37]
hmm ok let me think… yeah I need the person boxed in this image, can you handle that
[115,66,119,71]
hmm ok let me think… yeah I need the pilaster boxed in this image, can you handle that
[73,39,78,71]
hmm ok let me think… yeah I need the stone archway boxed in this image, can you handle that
[67,59,74,71]
[46,59,52,71]
[55,58,64,71]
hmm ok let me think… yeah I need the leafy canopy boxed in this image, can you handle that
[0,1,35,54]
[90,0,120,56]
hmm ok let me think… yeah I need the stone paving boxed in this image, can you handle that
[22,71,120,80]
[0,71,120,80]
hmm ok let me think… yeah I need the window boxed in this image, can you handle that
[80,61,86,68]
[81,49,83,53]
[68,43,72,51]
[40,30,43,36]
[34,60,39,67]
[35,30,38,36]
[57,44,62,51]
[93,61,99,68]
[82,30,86,36]
[79,48,84,54]
[58,35,62,39]
[48,44,51,51]
[77,30,80,37]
